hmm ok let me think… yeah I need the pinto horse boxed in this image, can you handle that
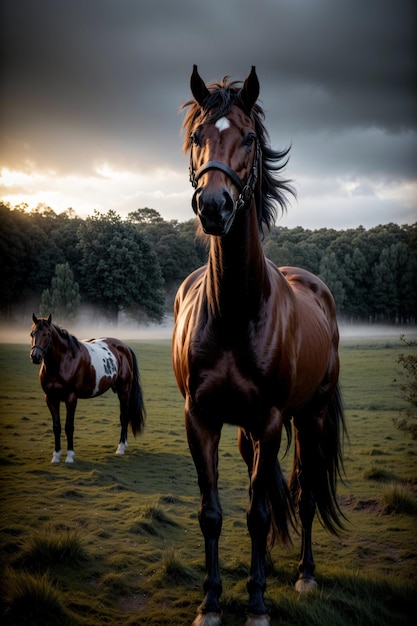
[30,314,145,463]
[172,66,346,626]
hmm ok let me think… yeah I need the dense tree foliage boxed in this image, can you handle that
[39,262,80,321]
[77,210,165,321]
[0,203,415,325]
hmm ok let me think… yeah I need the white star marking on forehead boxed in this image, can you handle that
[215,117,230,132]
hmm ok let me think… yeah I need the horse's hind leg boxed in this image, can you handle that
[291,415,322,593]
[116,389,129,455]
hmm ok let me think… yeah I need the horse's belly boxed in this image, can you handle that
[83,341,118,396]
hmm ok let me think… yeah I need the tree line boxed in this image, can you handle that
[1,202,416,325]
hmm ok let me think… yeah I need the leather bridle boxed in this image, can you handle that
[30,326,52,358]
[189,134,261,214]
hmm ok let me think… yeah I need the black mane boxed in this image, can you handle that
[52,322,81,357]
[181,76,295,235]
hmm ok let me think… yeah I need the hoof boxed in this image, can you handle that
[51,450,62,464]
[115,442,126,455]
[245,614,270,626]
[65,450,75,463]
[192,612,222,626]
[295,577,318,594]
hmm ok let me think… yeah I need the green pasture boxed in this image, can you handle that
[0,335,416,625]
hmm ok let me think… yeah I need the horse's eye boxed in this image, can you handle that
[190,132,200,147]
[243,133,256,148]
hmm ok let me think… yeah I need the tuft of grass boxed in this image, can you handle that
[1,570,71,626]
[381,484,417,516]
[364,467,400,483]
[161,547,200,586]
[142,503,179,526]
[17,528,88,570]
[130,504,180,536]
[99,571,129,593]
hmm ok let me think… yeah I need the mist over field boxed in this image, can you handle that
[0,308,175,344]
[1,304,415,345]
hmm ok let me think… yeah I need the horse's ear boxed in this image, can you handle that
[190,65,210,107]
[32,313,38,324]
[47,313,52,324]
[239,66,259,112]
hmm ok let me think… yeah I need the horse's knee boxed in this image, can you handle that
[199,500,222,538]
[247,497,270,537]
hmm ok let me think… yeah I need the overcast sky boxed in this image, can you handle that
[1,0,416,230]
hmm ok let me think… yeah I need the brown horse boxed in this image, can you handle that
[30,313,145,463]
[172,66,346,626]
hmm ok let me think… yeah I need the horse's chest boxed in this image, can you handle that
[191,348,262,422]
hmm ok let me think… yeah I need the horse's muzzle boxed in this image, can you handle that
[193,188,236,236]
[30,347,43,364]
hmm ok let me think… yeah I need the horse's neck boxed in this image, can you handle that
[206,203,269,314]
[44,327,67,369]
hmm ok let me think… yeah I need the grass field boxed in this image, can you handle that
[0,332,416,625]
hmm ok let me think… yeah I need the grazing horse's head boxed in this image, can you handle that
[186,65,261,236]
[30,313,52,364]
[182,66,293,237]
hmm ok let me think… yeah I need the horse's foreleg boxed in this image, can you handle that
[64,394,77,463]
[186,406,223,625]
[246,413,283,624]
[46,395,62,463]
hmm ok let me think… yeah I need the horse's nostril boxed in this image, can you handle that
[223,191,234,211]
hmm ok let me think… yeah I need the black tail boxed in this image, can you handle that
[290,382,347,535]
[268,458,296,547]
[128,348,146,436]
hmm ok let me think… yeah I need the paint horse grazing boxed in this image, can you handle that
[172,66,346,626]
[30,314,145,463]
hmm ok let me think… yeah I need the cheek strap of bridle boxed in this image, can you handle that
[31,330,52,356]
[189,141,261,214]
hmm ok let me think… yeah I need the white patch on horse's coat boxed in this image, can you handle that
[51,450,62,464]
[115,441,128,455]
[84,340,118,396]
[295,578,318,594]
[65,450,75,463]
[215,116,230,132]
[192,612,222,626]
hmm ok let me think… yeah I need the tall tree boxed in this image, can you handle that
[319,251,346,310]
[77,210,165,322]
[39,262,81,322]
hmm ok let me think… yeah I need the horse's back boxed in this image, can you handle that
[279,265,337,316]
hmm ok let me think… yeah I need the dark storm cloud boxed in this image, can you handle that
[1,0,416,224]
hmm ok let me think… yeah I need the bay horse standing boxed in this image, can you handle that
[30,314,145,463]
[172,66,346,626]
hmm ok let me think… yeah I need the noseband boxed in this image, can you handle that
[189,135,261,214]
